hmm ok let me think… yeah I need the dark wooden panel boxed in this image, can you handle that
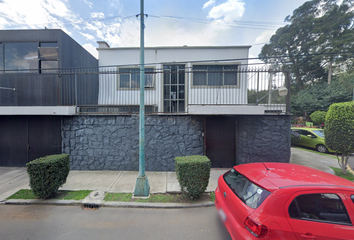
[0,116,28,166]
[28,116,62,162]
[206,116,236,168]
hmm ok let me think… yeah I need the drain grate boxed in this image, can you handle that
[82,203,100,210]
[81,190,106,210]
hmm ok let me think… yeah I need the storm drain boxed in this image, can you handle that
[81,189,106,210]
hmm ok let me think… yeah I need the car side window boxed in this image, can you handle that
[289,193,351,225]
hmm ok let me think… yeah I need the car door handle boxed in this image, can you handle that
[301,233,316,239]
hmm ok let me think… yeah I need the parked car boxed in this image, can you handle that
[291,127,331,153]
[215,162,354,240]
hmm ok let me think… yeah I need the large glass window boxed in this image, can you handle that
[192,65,238,87]
[5,42,38,73]
[289,193,351,225]
[118,67,155,89]
[223,168,271,209]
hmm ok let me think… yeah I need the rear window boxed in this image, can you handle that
[223,168,271,209]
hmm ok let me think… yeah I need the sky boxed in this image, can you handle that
[0,0,309,62]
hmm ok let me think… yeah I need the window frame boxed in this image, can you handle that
[117,66,156,90]
[288,192,352,226]
[191,63,240,88]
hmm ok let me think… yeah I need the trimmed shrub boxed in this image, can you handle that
[325,102,354,174]
[310,111,327,126]
[26,154,70,199]
[175,155,211,200]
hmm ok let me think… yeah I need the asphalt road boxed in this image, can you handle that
[0,205,231,240]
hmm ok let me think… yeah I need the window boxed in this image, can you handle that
[4,42,38,73]
[192,64,238,86]
[223,168,271,209]
[3,42,58,74]
[289,193,351,225]
[0,43,3,72]
[39,42,58,73]
[118,67,154,89]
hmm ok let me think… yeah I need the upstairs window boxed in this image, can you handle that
[39,42,58,73]
[192,64,238,87]
[4,42,38,73]
[118,67,155,89]
[2,42,58,74]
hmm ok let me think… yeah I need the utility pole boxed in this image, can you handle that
[134,0,150,197]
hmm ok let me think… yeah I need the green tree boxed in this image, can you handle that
[291,78,353,116]
[259,0,354,94]
[310,111,327,126]
[324,102,354,174]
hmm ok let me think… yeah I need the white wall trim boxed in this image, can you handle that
[0,106,76,115]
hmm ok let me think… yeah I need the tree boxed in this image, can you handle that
[291,78,352,116]
[324,101,354,174]
[259,0,354,94]
[310,111,327,126]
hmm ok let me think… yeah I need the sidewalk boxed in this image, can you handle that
[0,148,345,207]
[0,168,227,206]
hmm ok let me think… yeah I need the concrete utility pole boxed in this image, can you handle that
[134,0,150,197]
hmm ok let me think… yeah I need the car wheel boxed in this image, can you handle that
[316,144,328,153]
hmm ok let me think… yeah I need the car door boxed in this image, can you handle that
[286,191,353,240]
[299,130,317,148]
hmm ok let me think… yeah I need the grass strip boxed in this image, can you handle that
[7,189,91,200]
[104,193,132,202]
[330,167,354,181]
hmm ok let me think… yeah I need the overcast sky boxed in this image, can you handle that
[0,0,308,61]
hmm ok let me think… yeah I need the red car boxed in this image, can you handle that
[215,162,354,239]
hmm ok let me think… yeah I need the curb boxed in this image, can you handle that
[3,199,215,209]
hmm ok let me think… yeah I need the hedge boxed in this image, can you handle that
[26,154,70,199]
[175,155,211,200]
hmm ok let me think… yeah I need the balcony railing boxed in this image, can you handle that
[0,66,290,114]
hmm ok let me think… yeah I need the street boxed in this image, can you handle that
[0,205,231,240]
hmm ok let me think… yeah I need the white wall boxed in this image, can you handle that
[97,46,251,109]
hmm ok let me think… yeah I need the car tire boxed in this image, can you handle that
[316,144,328,153]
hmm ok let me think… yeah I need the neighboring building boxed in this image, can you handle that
[0,29,98,166]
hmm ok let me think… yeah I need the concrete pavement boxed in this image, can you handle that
[0,147,350,206]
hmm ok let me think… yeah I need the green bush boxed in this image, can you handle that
[26,154,70,199]
[325,102,354,174]
[310,111,327,125]
[175,155,211,200]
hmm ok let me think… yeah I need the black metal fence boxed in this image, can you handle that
[0,66,290,114]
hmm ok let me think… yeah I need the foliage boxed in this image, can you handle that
[259,0,354,94]
[26,154,70,199]
[310,111,327,125]
[330,167,354,181]
[291,79,352,116]
[325,102,354,174]
[104,193,132,202]
[174,155,211,200]
[7,189,36,200]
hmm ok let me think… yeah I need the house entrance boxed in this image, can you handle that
[163,65,185,113]
[0,116,62,167]
[205,116,236,168]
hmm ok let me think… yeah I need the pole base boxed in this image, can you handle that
[133,175,150,197]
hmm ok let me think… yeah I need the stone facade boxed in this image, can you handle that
[62,115,204,171]
[236,115,291,164]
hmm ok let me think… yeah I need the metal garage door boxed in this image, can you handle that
[0,116,62,167]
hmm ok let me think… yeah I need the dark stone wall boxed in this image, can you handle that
[62,115,204,171]
[236,115,291,164]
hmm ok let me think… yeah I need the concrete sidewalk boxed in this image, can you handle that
[0,168,227,202]
[0,147,346,205]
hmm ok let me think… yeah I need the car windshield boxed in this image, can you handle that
[311,130,324,137]
[223,168,271,209]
